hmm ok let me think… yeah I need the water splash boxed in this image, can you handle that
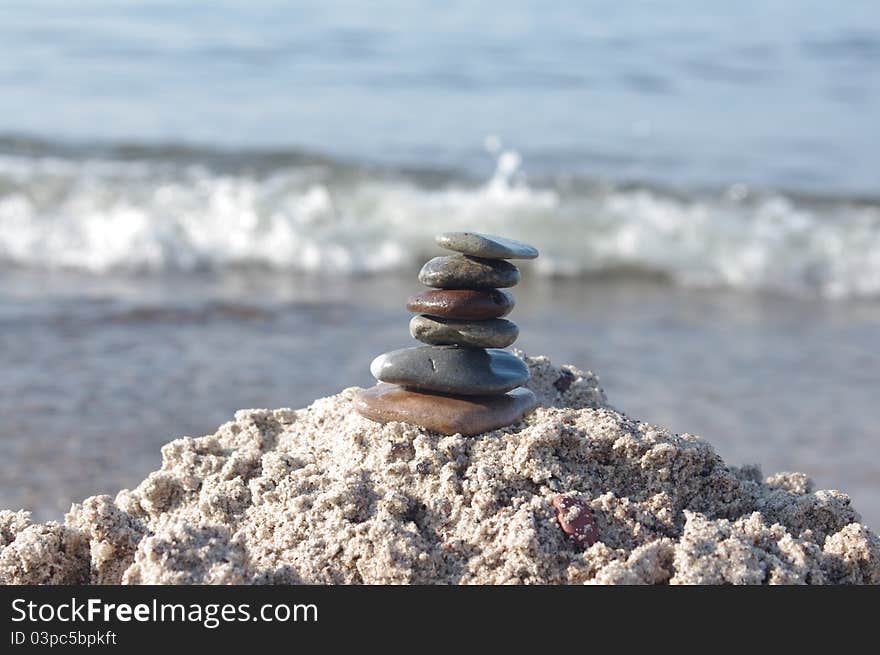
[0,142,879,299]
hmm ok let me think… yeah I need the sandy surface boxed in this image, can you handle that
[1,354,877,585]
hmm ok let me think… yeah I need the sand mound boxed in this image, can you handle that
[2,355,878,585]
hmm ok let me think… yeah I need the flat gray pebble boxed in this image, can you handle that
[370,345,529,395]
[410,315,519,348]
[419,255,520,289]
[436,231,538,259]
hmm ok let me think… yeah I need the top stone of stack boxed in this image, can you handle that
[418,255,519,288]
[435,231,539,260]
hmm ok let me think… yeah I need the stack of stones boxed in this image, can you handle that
[354,231,540,436]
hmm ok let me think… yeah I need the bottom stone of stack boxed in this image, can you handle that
[354,383,538,436]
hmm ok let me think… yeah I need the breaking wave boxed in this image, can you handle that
[1,137,879,299]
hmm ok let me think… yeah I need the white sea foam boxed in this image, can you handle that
[0,146,879,299]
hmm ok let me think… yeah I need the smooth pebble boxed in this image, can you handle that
[370,345,529,395]
[418,255,520,289]
[354,384,538,436]
[436,231,538,260]
[410,315,519,348]
[406,289,514,320]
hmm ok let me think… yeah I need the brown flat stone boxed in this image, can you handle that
[435,231,539,260]
[354,383,538,436]
[551,495,598,549]
[406,289,514,320]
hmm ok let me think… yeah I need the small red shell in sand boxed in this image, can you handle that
[552,495,598,548]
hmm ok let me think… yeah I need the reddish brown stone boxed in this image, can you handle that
[551,495,598,548]
[406,289,514,320]
[354,383,537,436]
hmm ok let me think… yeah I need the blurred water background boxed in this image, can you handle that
[0,1,878,525]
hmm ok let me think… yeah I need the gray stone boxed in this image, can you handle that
[419,255,519,289]
[436,231,538,260]
[410,315,519,348]
[370,346,529,395]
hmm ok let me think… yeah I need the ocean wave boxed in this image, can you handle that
[0,138,879,299]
